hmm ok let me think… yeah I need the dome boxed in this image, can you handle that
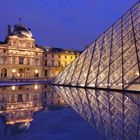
[12,24,33,38]
[8,122,31,133]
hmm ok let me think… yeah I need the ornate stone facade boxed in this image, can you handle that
[43,47,80,79]
[0,24,44,79]
[0,24,80,80]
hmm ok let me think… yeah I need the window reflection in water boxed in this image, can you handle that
[0,84,66,132]
[0,85,42,130]
[42,84,67,107]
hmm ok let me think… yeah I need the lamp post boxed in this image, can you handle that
[34,84,38,90]
[17,73,20,77]
[12,69,16,79]
[11,85,16,90]
[34,69,39,78]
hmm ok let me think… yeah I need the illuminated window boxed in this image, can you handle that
[27,58,30,65]
[2,56,7,64]
[18,94,23,102]
[45,70,48,77]
[47,61,51,67]
[34,70,39,78]
[11,94,15,102]
[26,94,29,100]
[35,58,39,65]
[3,49,6,53]
[12,57,16,65]
[1,68,7,78]
[19,57,24,64]
[45,60,48,66]
[52,60,54,66]
[18,86,23,90]
[58,62,61,66]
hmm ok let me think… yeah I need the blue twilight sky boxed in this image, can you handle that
[0,0,138,50]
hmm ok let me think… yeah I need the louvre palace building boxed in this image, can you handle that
[0,24,80,80]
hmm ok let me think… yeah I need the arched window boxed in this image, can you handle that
[1,68,7,78]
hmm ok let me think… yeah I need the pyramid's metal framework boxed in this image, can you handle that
[52,2,140,140]
[54,1,140,91]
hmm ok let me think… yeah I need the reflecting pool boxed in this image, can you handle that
[0,84,139,140]
[0,84,103,140]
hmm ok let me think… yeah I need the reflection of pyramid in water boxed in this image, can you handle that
[54,1,140,91]
[53,86,140,140]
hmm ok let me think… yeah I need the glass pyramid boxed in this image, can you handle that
[54,1,140,91]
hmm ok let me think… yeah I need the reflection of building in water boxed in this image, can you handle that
[0,24,44,79]
[42,84,67,107]
[0,85,43,125]
[0,84,67,128]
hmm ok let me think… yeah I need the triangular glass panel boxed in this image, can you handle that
[53,1,140,92]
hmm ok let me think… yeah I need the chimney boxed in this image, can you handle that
[7,25,11,36]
